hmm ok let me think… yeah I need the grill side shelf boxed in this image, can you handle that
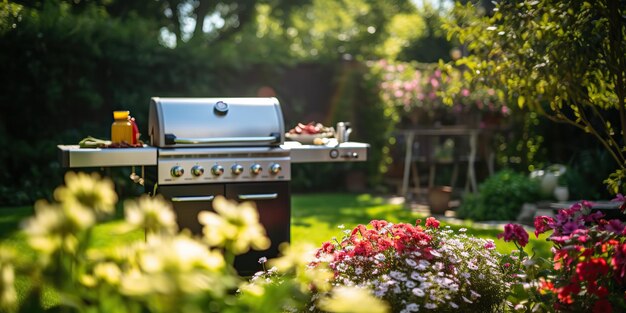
[57,145,158,168]
[283,142,370,163]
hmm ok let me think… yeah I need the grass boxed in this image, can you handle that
[0,192,551,310]
[291,193,551,257]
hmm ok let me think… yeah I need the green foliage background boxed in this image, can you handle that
[1,0,445,205]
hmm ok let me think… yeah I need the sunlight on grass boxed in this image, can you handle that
[291,193,551,258]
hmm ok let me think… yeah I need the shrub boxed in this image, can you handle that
[456,169,540,221]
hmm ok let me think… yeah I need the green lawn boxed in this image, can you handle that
[0,193,551,262]
[291,193,551,257]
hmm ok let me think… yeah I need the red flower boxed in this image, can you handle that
[592,299,612,313]
[576,258,609,282]
[352,239,373,256]
[612,243,626,282]
[322,241,335,253]
[498,223,529,247]
[534,216,555,238]
[557,283,580,304]
[370,220,389,231]
[425,217,440,229]
[538,278,555,295]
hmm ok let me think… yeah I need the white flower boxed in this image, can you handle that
[424,302,437,309]
[459,228,467,232]
[450,302,459,309]
[374,253,386,262]
[419,281,432,289]
[462,296,473,303]
[405,280,416,288]
[430,250,441,258]
[471,290,481,299]
[355,267,363,275]
[390,270,407,281]
[336,263,347,272]
[412,288,425,297]
[416,260,429,271]
[467,261,478,270]
[405,303,419,312]
[338,224,345,229]
[405,258,417,267]
[410,271,422,281]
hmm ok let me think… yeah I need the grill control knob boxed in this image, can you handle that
[231,164,244,175]
[191,165,204,177]
[170,166,184,178]
[269,163,282,175]
[211,165,225,176]
[250,164,262,175]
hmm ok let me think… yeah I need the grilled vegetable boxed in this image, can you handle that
[79,136,111,148]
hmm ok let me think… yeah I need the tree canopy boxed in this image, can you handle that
[445,0,626,193]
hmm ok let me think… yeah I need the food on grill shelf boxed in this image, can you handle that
[287,122,333,135]
[79,136,111,148]
[78,136,143,148]
[286,122,335,145]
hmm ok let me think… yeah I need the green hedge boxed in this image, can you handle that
[0,4,223,205]
[456,169,541,221]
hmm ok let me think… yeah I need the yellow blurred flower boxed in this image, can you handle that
[119,234,231,298]
[124,195,178,235]
[93,262,122,285]
[54,172,117,217]
[140,235,225,273]
[269,243,317,273]
[317,286,389,313]
[0,248,16,312]
[198,196,270,254]
[23,200,94,256]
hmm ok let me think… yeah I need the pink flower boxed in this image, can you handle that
[605,219,625,234]
[425,217,440,229]
[497,224,529,247]
[461,89,470,97]
[562,221,582,235]
[484,241,496,250]
[534,216,555,238]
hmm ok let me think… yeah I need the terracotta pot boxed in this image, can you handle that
[428,186,452,214]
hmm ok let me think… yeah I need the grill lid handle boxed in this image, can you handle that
[164,133,280,145]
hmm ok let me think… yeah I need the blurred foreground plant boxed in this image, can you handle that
[1,172,389,313]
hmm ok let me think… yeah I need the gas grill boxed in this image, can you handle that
[58,97,369,275]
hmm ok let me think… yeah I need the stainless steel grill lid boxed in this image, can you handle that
[149,97,285,148]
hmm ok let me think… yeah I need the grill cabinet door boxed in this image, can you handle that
[158,184,225,234]
[226,182,291,276]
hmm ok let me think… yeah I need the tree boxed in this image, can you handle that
[444,0,626,193]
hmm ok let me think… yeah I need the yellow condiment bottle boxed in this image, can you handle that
[111,111,133,144]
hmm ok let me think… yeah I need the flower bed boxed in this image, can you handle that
[308,217,510,312]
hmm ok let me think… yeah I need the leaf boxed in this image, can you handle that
[518,96,526,108]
